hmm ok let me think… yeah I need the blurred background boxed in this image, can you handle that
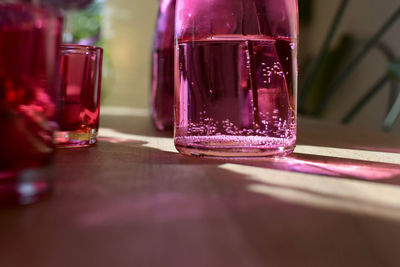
[65,0,400,132]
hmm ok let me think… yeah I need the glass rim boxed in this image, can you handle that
[60,44,103,53]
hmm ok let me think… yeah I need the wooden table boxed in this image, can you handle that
[1,108,400,267]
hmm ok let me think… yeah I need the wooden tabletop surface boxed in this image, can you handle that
[1,107,400,267]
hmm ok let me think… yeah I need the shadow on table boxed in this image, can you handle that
[101,114,400,153]
[84,137,400,220]
[100,139,400,182]
[241,152,400,182]
[98,115,400,183]
[96,114,400,225]
[100,114,173,138]
[73,137,400,227]
[59,134,400,217]
[8,125,399,267]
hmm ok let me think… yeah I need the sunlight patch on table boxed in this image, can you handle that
[286,156,400,180]
[100,106,150,117]
[99,128,176,153]
[295,145,400,165]
[221,163,400,222]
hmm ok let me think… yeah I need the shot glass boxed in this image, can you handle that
[55,44,103,148]
[0,2,63,205]
[174,0,298,157]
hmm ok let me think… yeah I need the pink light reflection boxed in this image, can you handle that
[98,127,400,181]
[284,153,400,181]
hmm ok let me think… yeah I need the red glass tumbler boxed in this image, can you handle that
[55,44,103,148]
[175,0,299,157]
[0,3,62,204]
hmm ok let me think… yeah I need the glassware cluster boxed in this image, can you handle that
[2,0,298,206]
[0,2,103,205]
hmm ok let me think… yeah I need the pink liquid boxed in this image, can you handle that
[0,3,62,204]
[151,0,175,131]
[175,36,297,157]
[152,49,174,131]
[56,45,102,148]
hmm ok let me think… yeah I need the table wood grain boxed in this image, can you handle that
[1,110,400,267]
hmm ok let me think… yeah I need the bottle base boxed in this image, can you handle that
[0,166,53,206]
[175,135,296,157]
[54,128,97,148]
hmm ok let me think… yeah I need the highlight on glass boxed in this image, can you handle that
[0,2,63,204]
[174,0,299,157]
[55,44,103,148]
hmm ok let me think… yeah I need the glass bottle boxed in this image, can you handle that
[151,0,176,131]
[175,0,298,157]
[0,1,63,204]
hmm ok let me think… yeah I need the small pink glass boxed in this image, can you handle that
[151,0,176,131]
[55,44,103,148]
[174,0,299,157]
[0,2,62,205]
